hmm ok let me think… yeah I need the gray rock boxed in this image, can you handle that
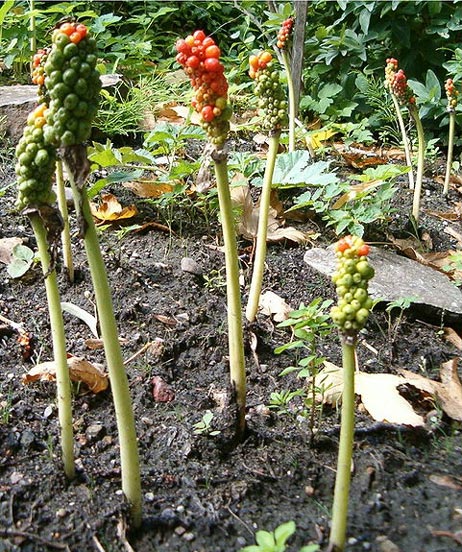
[304,246,462,321]
[85,423,104,441]
[181,257,202,276]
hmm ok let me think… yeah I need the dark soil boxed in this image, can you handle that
[1,145,462,552]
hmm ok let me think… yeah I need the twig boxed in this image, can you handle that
[0,529,70,550]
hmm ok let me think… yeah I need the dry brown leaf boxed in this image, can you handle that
[153,314,178,327]
[230,179,309,244]
[429,474,462,491]
[123,180,176,198]
[332,180,384,209]
[444,225,462,246]
[258,291,292,322]
[0,237,23,264]
[443,328,462,350]
[22,356,108,393]
[90,193,138,222]
[425,202,462,222]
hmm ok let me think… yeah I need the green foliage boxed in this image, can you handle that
[193,410,220,436]
[239,520,319,552]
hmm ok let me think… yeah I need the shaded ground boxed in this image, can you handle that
[1,144,462,552]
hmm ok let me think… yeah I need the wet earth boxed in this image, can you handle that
[0,142,462,552]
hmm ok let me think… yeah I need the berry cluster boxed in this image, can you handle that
[32,47,51,105]
[249,52,288,131]
[175,30,232,146]
[42,21,101,147]
[15,104,57,210]
[330,235,374,334]
[384,58,415,106]
[276,17,294,50]
[445,78,459,111]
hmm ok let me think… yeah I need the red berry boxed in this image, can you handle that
[193,30,206,42]
[176,39,190,54]
[204,57,223,73]
[186,55,200,69]
[205,45,220,59]
[201,105,215,122]
[202,37,215,49]
[357,244,370,257]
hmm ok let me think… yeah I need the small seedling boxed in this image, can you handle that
[193,410,220,436]
[443,251,462,285]
[239,520,319,552]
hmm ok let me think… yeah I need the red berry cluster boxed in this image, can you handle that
[175,30,231,145]
[32,48,49,88]
[384,57,398,90]
[445,78,459,110]
[276,17,294,50]
[391,69,415,105]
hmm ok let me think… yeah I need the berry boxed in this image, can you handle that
[42,21,101,147]
[276,17,294,50]
[331,235,374,335]
[15,104,57,210]
[445,78,459,111]
[175,31,231,146]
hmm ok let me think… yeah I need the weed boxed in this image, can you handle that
[193,410,220,436]
[239,520,319,552]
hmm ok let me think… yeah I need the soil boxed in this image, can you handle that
[1,141,462,552]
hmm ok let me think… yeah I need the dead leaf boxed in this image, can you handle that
[22,356,108,393]
[425,202,462,222]
[152,376,175,402]
[444,225,462,246]
[230,178,309,244]
[258,291,292,322]
[90,193,138,223]
[332,180,385,209]
[153,314,178,327]
[123,180,176,198]
[429,474,462,491]
[0,237,23,264]
[444,328,462,350]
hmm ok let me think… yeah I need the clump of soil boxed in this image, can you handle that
[1,148,462,552]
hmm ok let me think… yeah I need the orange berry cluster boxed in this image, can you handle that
[175,30,232,146]
[384,58,415,105]
[52,21,88,45]
[445,78,458,110]
[277,17,294,50]
[32,48,48,87]
[331,235,374,334]
[249,52,287,131]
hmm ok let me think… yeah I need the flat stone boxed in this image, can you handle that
[304,246,462,322]
[0,74,122,142]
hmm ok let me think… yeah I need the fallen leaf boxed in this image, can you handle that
[259,291,292,322]
[309,128,338,149]
[314,359,462,425]
[340,153,387,169]
[230,179,309,244]
[425,202,462,222]
[332,180,385,209]
[0,237,23,264]
[123,180,176,198]
[90,193,138,223]
[153,314,178,327]
[22,356,108,393]
[444,328,462,350]
[429,474,462,491]
[152,376,175,402]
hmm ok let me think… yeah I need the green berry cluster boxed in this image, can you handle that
[330,236,374,334]
[249,52,288,132]
[15,104,57,210]
[43,22,101,147]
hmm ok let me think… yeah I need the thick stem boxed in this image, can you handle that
[281,51,296,152]
[212,149,246,440]
[409,105,426,224]
[444,111,455,196]
[68,175,142,527]
[246,132,280,323]
[329,339,356,552]
[391,93,415,190]
[55,159,74,282]
[29,0,36,68]
[29,213,75,480]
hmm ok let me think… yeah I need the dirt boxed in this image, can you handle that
[1,143,462,552]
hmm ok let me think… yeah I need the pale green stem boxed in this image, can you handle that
[409,105,426,224]
[212,148,246,440]
[281,50,296,152]
[29,0,36,69]
[391,93,415,190]
[246,132,280,323]
[329,338,356,552]
[67,171,142,527]
[55,159,74,282]
[29,213,75,480]
[444,110,455,195]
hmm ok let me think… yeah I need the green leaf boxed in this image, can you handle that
[0,0,14,42]
[6,245,34,279]
[273,154,337,188]
[274,521,296,546]
[255,530,276,548]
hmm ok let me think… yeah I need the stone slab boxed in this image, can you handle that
[304,246,462,321]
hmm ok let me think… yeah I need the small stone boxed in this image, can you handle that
[145,492,155,502]
[20,430,35,448]
[86,423,104,441]
[182,532,195,542]
[181,257,202,276]
[174,526,186,536]
[55,508,67,519]
[43,405,53,419]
